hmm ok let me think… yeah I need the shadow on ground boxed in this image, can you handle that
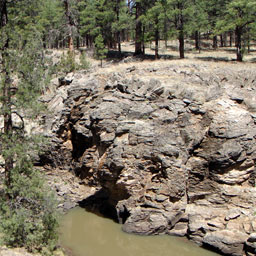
[106,50,178,62]
[195,56,234,62]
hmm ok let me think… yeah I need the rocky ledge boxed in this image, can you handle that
[42,60,256,256]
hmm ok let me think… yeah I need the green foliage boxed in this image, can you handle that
[0,127,59,253]
[141,1,163,40]
[215,0,256,60]
[79,0,114,39]
[216,0,256,33]
[79,51,91,70]
[189,0,209,35]
[0,0,59,253]
[57,51,90,73]
[111,0,133,36]
[58,52,76,73]
[167,0,195,37]
[95,34,107,66]
[0,165,59,253]
[37,0,65,47]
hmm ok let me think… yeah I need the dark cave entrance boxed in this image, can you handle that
[78,188,130,224]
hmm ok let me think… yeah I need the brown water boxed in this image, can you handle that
[60,207,220,256]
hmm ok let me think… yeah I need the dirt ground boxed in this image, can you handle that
[87,40,256,78]
[51,39,256,71]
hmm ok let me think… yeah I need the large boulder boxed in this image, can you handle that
[43,62,256,256]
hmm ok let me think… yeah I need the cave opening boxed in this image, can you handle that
[78,188,120,223]
[71,128,93,159]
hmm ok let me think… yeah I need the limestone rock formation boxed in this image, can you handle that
[43,61,256,256]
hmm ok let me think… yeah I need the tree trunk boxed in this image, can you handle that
[76,36,80,49]
[246,26,250,54]
[248,38,250,54]
[213,35,218,49]
[220,34,224,47]
[64,0,74,52]
[135,2,143,55]
[154,17,159,59]
[235,26,243,62]
[177,4,184,59]
[0,0,14,188]
[155,27,159,59]
[195,31,200,51]
[223,32,227,47]
[164,11,168,48]
[229,31,233,47]
[179,29,184,59]
[3,71,13,188]
[118,32,121,54]
[116,0,121,54]
[142,25,145,55]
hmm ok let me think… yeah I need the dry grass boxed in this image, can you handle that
[121,40,256,62]
[95,40,256,75]
[49,40,256,83]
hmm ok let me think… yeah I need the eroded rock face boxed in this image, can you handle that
[43,62,256,256]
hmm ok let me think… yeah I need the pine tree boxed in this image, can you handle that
[95,34,107,67]
[215,0,256,61]
[79,0,115,48]
[167,0,195,59]
[205,0,231,49]
[63,0,78,52]
[37,0,64,49]
[190,0,209,52]
[111,0,132,54]
[142,0,165,59]
[131,0,152,55]
[0,0,59,253]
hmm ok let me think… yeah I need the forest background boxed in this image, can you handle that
[38,0,256,62]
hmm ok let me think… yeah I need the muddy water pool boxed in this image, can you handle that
[60,207,220,256]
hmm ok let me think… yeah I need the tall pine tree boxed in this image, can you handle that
[216,0,256,61]
[0,0,59,252]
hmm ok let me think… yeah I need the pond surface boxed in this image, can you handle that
[60,207,220,256]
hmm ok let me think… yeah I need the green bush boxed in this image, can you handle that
[57,51,90,74]
[79,51,90,70]
[0,160,59,253]
[57,52,76,74]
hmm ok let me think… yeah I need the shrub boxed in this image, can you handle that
[57,51,90,74]
[57,51,76,74]
[79,51,90,70]
[0,159,59,253]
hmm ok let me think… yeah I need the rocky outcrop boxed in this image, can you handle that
[43,61,256,256]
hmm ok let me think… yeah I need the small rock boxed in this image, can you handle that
[168,222,187,237]
[225,209,241,221]
[126,66,136,72]
[153,87,164,96]
[183,98,191,105]
[63,201,77,210]
[58,76,73,87]
[248,233,256,243]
